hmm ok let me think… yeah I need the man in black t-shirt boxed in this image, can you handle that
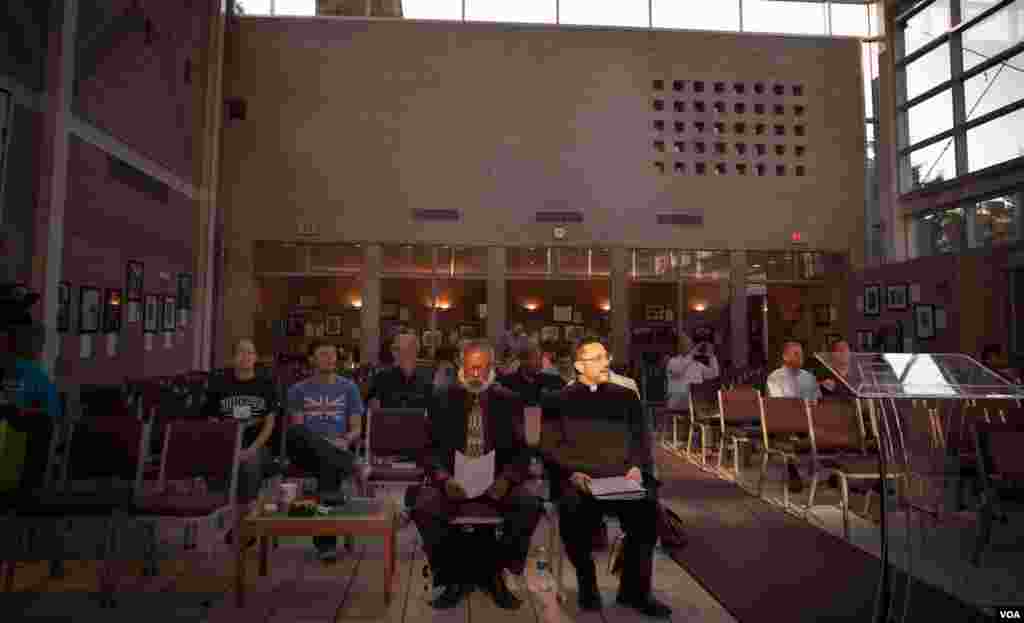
[366,333,434,410]
[202,338,280,502]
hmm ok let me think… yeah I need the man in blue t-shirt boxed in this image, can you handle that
[286,339,364,561]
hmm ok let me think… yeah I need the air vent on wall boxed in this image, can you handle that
[535,211,583,223]
[108,156,169,204]
[412,209,461,221]
[656,212,704,226]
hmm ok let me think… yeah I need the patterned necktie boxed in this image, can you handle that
[466,394,485,458]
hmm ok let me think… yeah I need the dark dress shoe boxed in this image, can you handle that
[617,592,673,618]
[578,583,603,611]
[431,583,470,609]
[483,573,522,610]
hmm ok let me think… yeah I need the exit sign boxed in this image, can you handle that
[791,232,807,246]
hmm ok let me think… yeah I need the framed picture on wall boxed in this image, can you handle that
[176,273,193,310]
[162,296,176,332]
[541,326,560,343]
[103,289,122,333]
[459,324,477,339]
[477,304,487,320]
[143,294,159,334]
[914,304,935,340]
[863,284,881,316]
[125,261,144,301]
[645,304,667,322]
[553,305,573,323]
[286,312,305,336]
[565,325,584,342]
[814,304,832,327]
[78,286,101,334]
[885,284,908,311]
[573,311,583,324]
[422,330,441,349]
[57,282,71,333]
[856,330,875,352]
[325,314,343,336]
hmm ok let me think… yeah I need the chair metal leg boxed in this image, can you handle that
[757,453,770,499]
[838,474,851,541]
[806,471,820,517]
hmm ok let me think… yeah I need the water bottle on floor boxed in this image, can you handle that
[534,548,553,592]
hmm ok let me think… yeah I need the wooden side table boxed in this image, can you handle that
[235,497,398,607]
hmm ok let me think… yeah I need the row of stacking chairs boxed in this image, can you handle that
[2,399,249,604]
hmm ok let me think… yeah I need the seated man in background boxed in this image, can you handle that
[202,338,278,528]
[818,339,856,398]
[286,339,365,562]
[409,339,542,610]
[541,336,671,618]
[367,332,433,410]
[498,339,565,408]
[766,340,819,492]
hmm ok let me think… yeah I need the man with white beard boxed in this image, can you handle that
[407,339,543,610]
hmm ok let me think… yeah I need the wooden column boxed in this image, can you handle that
[361,244,381,365]
[487,247,506,349]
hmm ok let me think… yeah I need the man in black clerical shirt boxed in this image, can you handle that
[202,339,279,503]
[541,336,672,619]
[367,332,434,410]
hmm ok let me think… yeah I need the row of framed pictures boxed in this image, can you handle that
[859,283,916,316]
[853,304,947,351]
[57,283,187,335]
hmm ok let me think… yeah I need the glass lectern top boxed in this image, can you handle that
[813,352,1024,399]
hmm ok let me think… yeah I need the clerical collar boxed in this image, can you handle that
[581,381,599,392]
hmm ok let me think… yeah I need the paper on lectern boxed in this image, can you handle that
[454,450,496,499]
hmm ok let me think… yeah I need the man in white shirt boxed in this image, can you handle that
[665,337,720,410]
[766,341,821,402]
[765,340,818,492]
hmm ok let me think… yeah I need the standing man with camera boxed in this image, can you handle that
[664,334,720,410]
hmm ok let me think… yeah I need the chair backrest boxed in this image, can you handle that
[159,419,243,502]
[718,388,762,427]
[761,398,810,449]
[63,412,151,494]
[366,408,429,461]
[974,420,1024,482]
[808,400,864,454]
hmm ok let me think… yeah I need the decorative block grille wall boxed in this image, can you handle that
[650,79,808,177]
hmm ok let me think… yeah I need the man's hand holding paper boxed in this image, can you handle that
[454,450,496,499]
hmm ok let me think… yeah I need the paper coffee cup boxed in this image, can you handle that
[280,482,298,503]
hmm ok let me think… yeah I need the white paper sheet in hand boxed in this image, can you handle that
[454,450,496,499]
[588,476,646,499]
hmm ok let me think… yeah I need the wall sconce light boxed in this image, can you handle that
[523,302,539,312]
[692,302,707,312]
[350,298,363,309]
[435,301,452,311]
[598,300,611,312]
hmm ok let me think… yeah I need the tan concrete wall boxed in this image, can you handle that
[218,17,866,355]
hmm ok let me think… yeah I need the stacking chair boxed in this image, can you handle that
[687,379,723,467]
[757,398,813,508]
[2,407,152,601]
[716,388,763,479]
[364,407,429,496]
[805,400,904,540]
[129,419,245,585]
[972,420,1024,565]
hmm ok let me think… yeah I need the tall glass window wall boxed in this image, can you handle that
[897,0,1024,195]
[911,188,1022,254]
